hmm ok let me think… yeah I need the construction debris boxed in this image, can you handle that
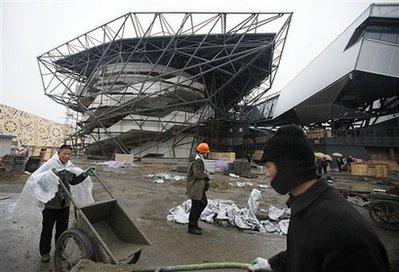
[347,196,371,207]
[96,161,138,168]
[229,181,254,188]
[147,173,185,182]
[167,189,290,235]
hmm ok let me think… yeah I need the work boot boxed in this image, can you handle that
[188,228,202,235]
[196,225,203,231]
[41,253,50,263]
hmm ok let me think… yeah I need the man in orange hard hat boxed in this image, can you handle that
[186,143,211,235]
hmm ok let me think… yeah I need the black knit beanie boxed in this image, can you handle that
[262,125,317,195]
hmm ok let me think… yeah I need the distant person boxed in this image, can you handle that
[336,157,344,172]
[247,153,252,163]
[249,125,389,272]
[321,157,329,174]
[186,143,211,235]
[346,155,355,172]
[347,156,355,163]
[315,157,323,176]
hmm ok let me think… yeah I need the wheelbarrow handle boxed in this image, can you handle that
[57,174,81,209]
[93,171,114,199]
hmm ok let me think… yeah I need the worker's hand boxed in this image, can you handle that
[205,176,210,182]
[85,166,96,176]
[248,257,272,271]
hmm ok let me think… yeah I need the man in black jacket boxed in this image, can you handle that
[39,145,95,263]
[249,125,389,272]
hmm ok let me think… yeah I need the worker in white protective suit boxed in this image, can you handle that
[15,144,95,263]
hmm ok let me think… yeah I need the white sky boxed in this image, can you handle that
[0,0,390,123]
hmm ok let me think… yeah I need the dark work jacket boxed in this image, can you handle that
[45,170,87,209]
[269,178,389,272]
[186,158,209,200]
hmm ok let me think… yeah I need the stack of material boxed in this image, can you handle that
[351,162,390,179]
[233,161,251,176]
[28,146,56,161]
[114,153,134,163]
[1,154,26,170]
[210,152,236,162]
[24,156,42,173]
[167,189,290,235]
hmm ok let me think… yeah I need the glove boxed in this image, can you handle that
[249,257,272,271]
[85,166,96,176]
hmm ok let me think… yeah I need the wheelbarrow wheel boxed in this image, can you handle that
[54,228,96,272]
[369,201,399,231]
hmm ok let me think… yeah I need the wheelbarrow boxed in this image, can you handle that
[367,191,399,231]
[54,172,151,271]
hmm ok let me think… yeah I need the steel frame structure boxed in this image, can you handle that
[38,12,292,157]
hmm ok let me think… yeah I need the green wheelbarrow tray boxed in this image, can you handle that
[73,198,151,264]
[55,171,151,270]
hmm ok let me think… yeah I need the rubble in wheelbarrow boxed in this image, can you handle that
[167,189,290,235]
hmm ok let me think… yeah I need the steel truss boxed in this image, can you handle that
[38,12,292,158]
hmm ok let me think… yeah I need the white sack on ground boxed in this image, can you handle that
[268,205,284,220]
[167,198,261,229]
[14,154,94,225]
[147,173,185,181]
[166,200,191,223]
[259,220,278,233]
[96,160,138,168]
[248,188,262,215]
[278,219,290,235]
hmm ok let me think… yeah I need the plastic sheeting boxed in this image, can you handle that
[96,161,138,168]
[248,189,262,215]
[14,154,94,225]
[147,173,185,181]
[167,198,261,230]
[167,189,291,235]
[347,196,371,207]
[230,181,254,188]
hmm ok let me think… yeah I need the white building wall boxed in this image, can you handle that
[130,136,194,158]
[273,6,372,118]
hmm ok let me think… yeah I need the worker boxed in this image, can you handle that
[38,145,95,263]
[186,143,211,235]
[250,125,389,272]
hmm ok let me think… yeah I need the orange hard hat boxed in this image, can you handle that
[196,143,210,153]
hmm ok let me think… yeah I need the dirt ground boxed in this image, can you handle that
[0,161,398,271]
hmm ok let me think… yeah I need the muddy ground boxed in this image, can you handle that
[0,160,398,271]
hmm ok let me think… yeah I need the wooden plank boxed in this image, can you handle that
[351,163,369,176]
[43,148,53,161]
[114,153,134,163]
[32,147,41,156]
[210,152,235,162]
[375,164,389,179]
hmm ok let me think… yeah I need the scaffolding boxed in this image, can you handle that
[37,12,292,158]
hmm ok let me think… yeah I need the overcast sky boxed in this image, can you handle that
[0,0,389,123]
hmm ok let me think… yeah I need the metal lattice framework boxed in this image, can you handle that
[38,12,292,157]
